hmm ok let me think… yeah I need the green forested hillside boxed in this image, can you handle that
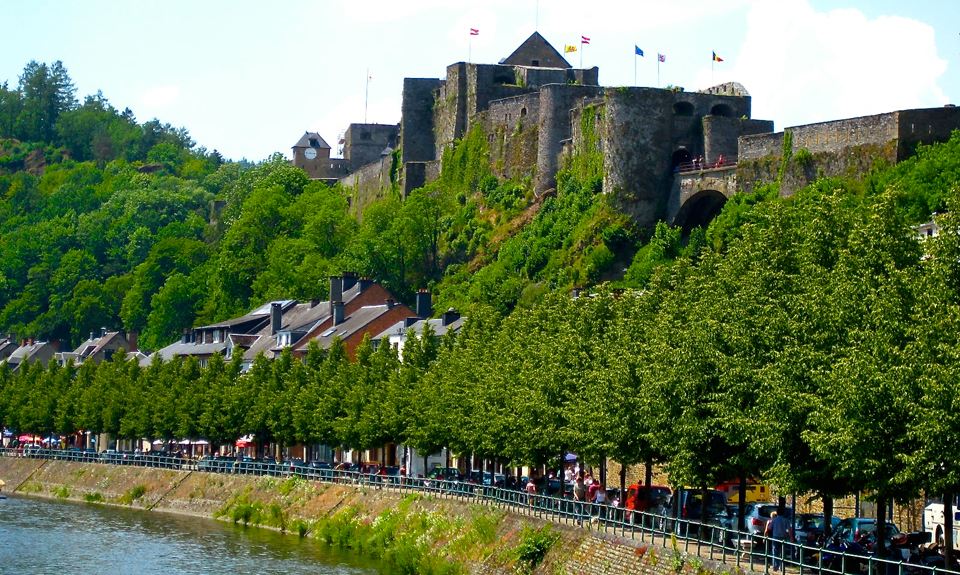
[1,60,958,354]
[0,61,642,351]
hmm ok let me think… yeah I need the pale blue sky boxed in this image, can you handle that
[1,0,956,162]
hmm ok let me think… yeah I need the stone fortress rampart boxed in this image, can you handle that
[293,32,960,233]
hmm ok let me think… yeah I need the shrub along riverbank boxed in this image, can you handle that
[0,457,748,575]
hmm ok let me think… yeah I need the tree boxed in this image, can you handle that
[16,60,76,143]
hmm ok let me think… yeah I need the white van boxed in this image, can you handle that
[923,502,960,547]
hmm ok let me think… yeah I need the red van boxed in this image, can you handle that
[624,484,671,523]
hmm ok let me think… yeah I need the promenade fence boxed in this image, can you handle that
[3,446,952,575]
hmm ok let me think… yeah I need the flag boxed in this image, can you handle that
[470,28,479,35]
[565,45,577,54]
[658,53,665,62]
[713,51,723,62]
[581,36,590,44]
[635,46,643,57]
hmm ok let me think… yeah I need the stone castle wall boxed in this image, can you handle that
[897,107,960,158]
[598,88,757,229]
[486,93,542,181]
[535,84,606,194]
[339,153,394,216]
[401,78,443,164]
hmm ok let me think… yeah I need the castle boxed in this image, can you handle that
[292,32,960,232]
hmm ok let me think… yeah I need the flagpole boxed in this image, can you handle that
[580,43,583,68]
[634,53,637,86]
[469,36,472,63]
[657,59,660,88]
[365,68,369,123]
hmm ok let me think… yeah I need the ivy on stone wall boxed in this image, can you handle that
[567,104,604,193]
[777,130,794,185]
[438,123,490,196]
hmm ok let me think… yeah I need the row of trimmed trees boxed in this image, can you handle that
[2,177,960,553]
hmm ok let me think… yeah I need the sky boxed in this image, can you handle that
[1,0,956,162]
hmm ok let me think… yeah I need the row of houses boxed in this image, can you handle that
[0,272,464,375]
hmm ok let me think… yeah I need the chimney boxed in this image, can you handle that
[332,301,345,326]
[128,330,138,352]
[20,338,26,347]
[442,307,460,327]
[90,331,96,342]
[310,298,320,308]
[357,276,374,293]
[28,337,34,346]
[404,317,420,328]
[329,275,343,303]
[385,298,396,310]
[50,339,60,352]
[181,330,189,344]
[341,271,358,292]
[101,327,107,338]
[416,289,432,318]
[571,287,582,299]
[271,302,282,335]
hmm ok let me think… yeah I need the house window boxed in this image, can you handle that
[213,331,221,343]
[532,60,539,66]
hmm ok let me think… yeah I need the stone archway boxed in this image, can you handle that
[672,189,728,234]
[671,149,692,172]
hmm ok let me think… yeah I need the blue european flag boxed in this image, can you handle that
[635,46,643,56]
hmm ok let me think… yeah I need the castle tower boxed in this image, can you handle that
[292,132,333,180]
[502,32,572,69]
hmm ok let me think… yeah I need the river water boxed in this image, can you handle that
[0,494,383,575]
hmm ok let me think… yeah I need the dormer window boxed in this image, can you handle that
[309,138,319,147]
[213,330,221,344]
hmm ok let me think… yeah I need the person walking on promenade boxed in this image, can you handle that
[765,511,794,571]
[525,476,537,507]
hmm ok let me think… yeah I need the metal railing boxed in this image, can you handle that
[3,446,955,575]
[677,157,738,173]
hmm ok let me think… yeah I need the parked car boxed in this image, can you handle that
[624,484,671,524]
[281,458,306,476]
[483,472,506,488]
[654,488,730,539]
[794,513,841,546]
[741,503,793,541]
[834,517,901,552]
[427,467,462,481]
[198,455,235,473]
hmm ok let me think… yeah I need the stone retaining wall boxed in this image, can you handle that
[0,457,767,575]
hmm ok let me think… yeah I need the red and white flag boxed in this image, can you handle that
[470,28,479,36]
[581,35,590,44]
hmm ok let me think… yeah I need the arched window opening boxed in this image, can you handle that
[673,102,695,116]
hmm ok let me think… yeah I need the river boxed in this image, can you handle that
[0,494,383,575]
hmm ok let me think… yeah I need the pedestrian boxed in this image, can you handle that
[525,476,537,507]
[594,482,607,519]
[573,476,587,522]
[764,510,794,571]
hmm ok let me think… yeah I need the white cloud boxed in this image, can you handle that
[141,86,180,107]
[309,93,401,157]
[710,0,948,130]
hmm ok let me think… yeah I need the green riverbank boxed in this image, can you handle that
[0,457,749,575]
